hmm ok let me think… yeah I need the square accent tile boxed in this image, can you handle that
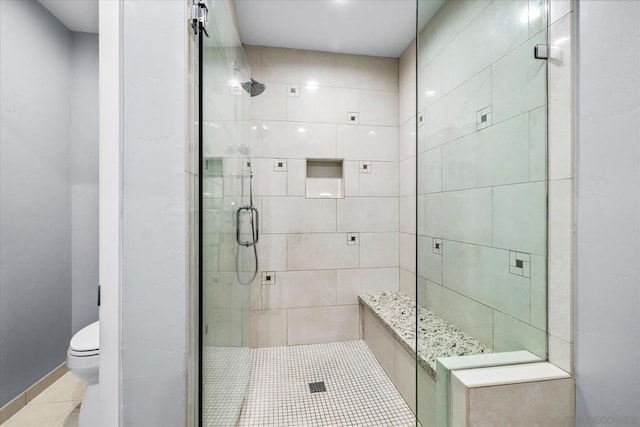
[359,161,371,174]
[476,105,492,130]
[509,251,531,278]
[273,159,287,172]
[261,271,275,285]
[432,238,443,255]
[347,232,360,245]
[287,84,300,97]
[346,112,359,124]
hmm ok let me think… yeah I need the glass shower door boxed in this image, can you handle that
[197,1,255,425]
[415,0,549,425]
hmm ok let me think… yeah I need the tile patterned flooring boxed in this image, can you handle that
[204,340,416,426]
[1,372,85,427]
[7,341,415,426]
[203,346,252,426]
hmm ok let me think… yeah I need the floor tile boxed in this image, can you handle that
[204,340,416,426]
[58,407,80,427]
[1,401,80,427]
[30,373,86,404]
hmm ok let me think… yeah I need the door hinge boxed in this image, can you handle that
[534,44,549,59]
[191,0,209,36]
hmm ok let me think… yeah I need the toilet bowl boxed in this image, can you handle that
[67,321,99,427]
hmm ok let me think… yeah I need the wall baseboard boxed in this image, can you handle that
[0,362,67,424]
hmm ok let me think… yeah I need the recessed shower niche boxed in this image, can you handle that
[305,159,344,199]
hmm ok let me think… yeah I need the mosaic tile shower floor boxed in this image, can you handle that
[203,341,416,426]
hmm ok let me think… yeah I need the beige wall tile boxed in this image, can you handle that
[243,45,262,81]
[491,32,547,123]
[337,197,399,233]
[360,232,399,268]
[360,162,399,197]
[287,305,359,345]
[262,46,336,86]
[262,197,336,233]
[393,341,417,413]
[417,0,491,68]
[417,365,437,427]
[399,40,417,126]
[251,310,287,348]
[359,90,399,127]
[493,181,547,256]
[548,334,573,374]
[440,0,528,93]
[399,232,416,273]
[400,195,416,235]
[399,268,416,300]
[417,147,441,194]
[337,125,398,162]
[442,115,530,192]
[336,54,398,92]
[250,82,287,121]
[550,0,573,24]
[262,121,337,159]
[548,179,573,342]
[399,117,417,161]
[548,13,574,180]
[467,378,574,426]
[337,267,398,305]
[262,270,336,309]
[493,311,546,358]
[362,309,395,379]
[288,85,358,124]
[399,157,416,197]
[425,281,493,348]
[287,233,359,271]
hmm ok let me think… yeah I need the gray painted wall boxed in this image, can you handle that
[121,1,187,425]
[0,0,99,406]
[575,1,640,425]
[0,0,72,406]
[71,32,99,334]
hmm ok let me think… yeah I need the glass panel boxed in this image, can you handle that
[188,17,199,427]
[199,2,255,425]
[416,0,548,425]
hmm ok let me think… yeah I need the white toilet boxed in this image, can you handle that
[67,321,100,427]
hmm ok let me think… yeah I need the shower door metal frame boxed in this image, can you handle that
[194,3,207,424]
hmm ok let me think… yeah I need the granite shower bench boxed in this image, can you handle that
[359,292,566,426]
[358,292,491,427]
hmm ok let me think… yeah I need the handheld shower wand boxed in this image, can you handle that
[235,160,259,285]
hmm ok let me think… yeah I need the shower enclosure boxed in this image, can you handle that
[193,1,257,425]
[415,0,549,424]
[192,0,550,425]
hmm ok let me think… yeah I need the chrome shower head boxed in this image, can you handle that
[241,78,266,97]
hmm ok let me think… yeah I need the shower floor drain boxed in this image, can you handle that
[309,381,326,393]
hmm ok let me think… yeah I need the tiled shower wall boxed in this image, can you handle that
[245,46,400,347]
[409,0,549,358]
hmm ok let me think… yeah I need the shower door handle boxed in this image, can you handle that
[236,206,259,247]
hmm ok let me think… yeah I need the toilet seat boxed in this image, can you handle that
[69,348,99,357]
[69,321,99,356]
